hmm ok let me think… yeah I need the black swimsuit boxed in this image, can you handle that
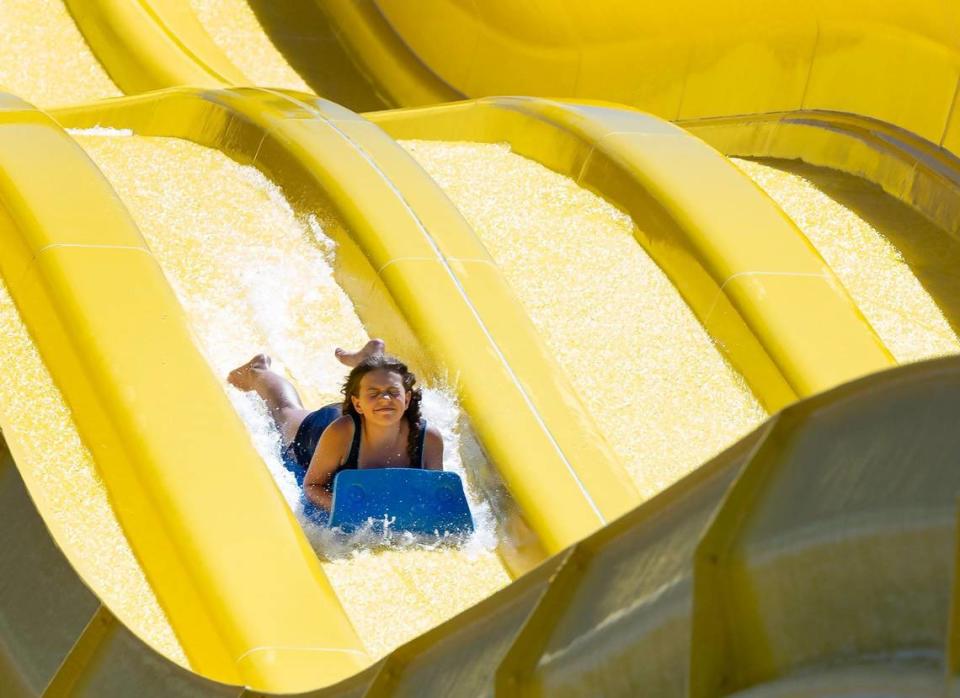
[283,403,427,489]
[338,411,426,476]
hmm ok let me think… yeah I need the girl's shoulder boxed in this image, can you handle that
[321,414,357,442]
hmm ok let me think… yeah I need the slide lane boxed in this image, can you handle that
[0,93,367,690]
[55,86,639,557]
[683,110,960,240]
[7,355,960,695]
[0,0,120,106]
[733,158,960,364]
[685,112,960,364]
[66,126,513,661]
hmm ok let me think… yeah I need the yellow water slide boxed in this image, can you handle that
[1,1,960,696]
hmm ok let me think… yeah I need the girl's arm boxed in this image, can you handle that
[302,416,352,510]
[422,425,444,471]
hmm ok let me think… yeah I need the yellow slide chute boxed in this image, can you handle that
[1,0,959,696]
[0,92,367,689]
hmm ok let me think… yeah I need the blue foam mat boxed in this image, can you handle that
[328,469,474,535]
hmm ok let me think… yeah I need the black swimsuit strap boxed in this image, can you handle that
[414,420,427,469]
[342,414,427,470]
[342,412,362,471]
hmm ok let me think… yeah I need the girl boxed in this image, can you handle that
[228,341,443,513]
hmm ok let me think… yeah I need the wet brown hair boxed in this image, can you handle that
[341,354,423,462]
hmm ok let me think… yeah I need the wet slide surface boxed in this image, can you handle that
[73,132,511,658]
[187,0,308,92]
[735,158,960,363]
[0,0,120,105]
[403,141,768,498]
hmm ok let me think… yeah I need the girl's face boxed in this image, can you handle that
[351,369,411,426]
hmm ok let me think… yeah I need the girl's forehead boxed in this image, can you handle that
[360,369,404,389]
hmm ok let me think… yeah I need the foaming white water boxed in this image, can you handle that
[66,126,134,137]
[225,386,299,506]
[73,136,501,550]
[226,381,501,558]
[77,133,511,656]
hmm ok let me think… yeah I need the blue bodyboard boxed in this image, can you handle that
[329,469,474,535]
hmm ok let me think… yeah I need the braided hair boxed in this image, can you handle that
[340,354,423,463]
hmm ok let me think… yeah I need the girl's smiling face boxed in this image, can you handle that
[351,368,411,426]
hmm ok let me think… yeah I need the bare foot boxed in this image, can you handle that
[227,353,271,390]
[335,339,385,368]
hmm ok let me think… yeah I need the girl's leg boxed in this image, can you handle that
[228,354,311,445]
[227,340,386,445]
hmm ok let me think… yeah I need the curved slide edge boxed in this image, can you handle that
[0,94,368,690]
[312,0,463,108]
[373,0,960,154]
[63,0,245,93]
[65,0,459,111]
[368,97,894,409]
[5,353,956,696]
[683,109,960,241]
[55,86,639,558]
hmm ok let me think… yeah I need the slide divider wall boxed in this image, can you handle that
[55,86,640,559]
[690,355,960,696]
[369,97,895,409]
[0,94,368,692]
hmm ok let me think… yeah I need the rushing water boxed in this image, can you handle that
[734,158,960,363]
[403,140,768,500]
[74,131,511,658]
[0,0,120,106]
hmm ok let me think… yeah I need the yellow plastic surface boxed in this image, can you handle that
[0,93,368,691]
[2,0,958,695]
[683,109,960,242]
[63,0,244,92]
[55,87,639,556]
[369,98,894,407]
[63,0,458,111]
[373,1,960,153]
[314,0,461,107]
